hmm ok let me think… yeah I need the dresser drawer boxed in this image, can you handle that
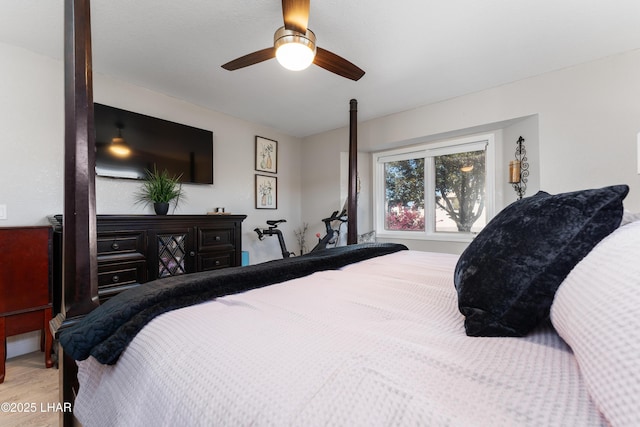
[98,260,147,289]
[97,231,146,257]
[198,252,232,271]
[197,228,234,251]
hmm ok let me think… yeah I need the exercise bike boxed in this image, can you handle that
[310,209,348,252]
[255,209,348,259]
[254,220,295,258]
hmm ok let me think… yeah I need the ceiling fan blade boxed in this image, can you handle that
[221,47,276,71]
[314,47,365,81]
[282,0,310,34]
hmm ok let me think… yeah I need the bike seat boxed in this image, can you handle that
[266,219,286,226]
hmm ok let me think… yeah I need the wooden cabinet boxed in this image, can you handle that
[0,226,53,383]
[51,214,246,305]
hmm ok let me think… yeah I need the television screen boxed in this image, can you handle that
[94,103,213,184]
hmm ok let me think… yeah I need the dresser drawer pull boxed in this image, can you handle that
[111,242,120,250]
[111,275,120,283]
[190,251,196,257]
[215,236,221,241]
[215,260,221,266]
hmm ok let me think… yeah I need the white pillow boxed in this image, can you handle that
[621,210,640,225]
[551,220,640,426]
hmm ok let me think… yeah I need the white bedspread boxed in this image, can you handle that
[75,250,605,426]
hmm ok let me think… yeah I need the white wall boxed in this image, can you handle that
[301,49,640,253]
[0,42,303,356]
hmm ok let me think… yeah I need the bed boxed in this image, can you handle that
[55,1,639,426]
[59,193,640,426]
[63,249,605,426]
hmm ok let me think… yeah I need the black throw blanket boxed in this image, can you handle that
[59,243,407,365]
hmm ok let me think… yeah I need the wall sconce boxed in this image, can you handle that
[508,136,528,199]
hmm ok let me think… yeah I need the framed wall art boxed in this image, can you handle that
[255,174,277,209]
[255,136,278,173]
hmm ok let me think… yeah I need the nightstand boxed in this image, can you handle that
[0,226,53,383]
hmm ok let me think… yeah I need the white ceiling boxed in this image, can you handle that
[1,1,639,137]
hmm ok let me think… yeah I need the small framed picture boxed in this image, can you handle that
[255,136,278,173]
[255,174,277,209]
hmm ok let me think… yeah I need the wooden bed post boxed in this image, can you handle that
[52,0,99,425]
[61,0,99,321]
[347,99,358,245]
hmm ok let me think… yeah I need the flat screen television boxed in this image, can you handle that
[94,103,213,184]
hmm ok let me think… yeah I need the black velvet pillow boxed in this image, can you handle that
[454,185,628,337]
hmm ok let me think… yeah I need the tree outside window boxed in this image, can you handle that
[384,159,425,231]
[434,150,486,233]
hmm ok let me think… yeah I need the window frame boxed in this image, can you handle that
[373,134,495,242]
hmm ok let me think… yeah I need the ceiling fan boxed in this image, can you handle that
[221,0,365,81]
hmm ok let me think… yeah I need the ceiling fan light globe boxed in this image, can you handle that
[276,43,315,71]
[274,27,317,71]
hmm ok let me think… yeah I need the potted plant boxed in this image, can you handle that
[135,166,185,215]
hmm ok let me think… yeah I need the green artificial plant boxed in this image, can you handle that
[135,166,185,209]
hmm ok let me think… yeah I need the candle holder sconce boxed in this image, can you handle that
[508,136,528,199]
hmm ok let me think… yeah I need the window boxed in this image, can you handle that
[374,134,495,241]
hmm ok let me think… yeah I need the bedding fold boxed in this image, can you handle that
[59,243,407,364]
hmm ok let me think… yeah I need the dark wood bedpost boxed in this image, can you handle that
[347,99,358,245]
[62,0,99,321]
[51,0,99,425]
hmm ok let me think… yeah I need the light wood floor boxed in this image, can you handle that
[0,351,58,427]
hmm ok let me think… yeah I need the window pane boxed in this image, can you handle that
[434,150,486,233]
[384,159,425,231]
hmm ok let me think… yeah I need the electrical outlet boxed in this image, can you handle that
[0,204,6,220]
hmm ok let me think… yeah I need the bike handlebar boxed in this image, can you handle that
[321,209,347,224]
